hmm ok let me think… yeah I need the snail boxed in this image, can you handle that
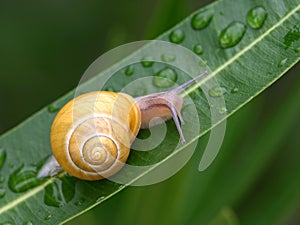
[40,71,208,181]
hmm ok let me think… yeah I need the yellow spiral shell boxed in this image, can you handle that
[50,91,141,180]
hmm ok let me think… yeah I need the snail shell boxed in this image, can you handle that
[50,91,141,180]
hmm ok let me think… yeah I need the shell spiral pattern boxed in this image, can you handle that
[50,91,141,180]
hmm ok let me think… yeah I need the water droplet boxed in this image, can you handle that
[169,29,185,44]
[141,56,154,67]
[44,182,63,207]
[44,176,75,207]
[104,87,115,92]
[0,176,4,183]
[74,198,85,206]
[0,148,7,170]
[131,87,147,98]
[247,6,268,29]
[278,58,288,67]
[218,107,227,114]
[209,86,227,97]
[161,54,176,62]
[284,23,300,49]
[47,104,60,113]
[0,188,6,198]
[96,196,105,202]
[231,87,239,93]
[193,44,204,55]
[60,176,76,203]
[23,222,33,225]
[124,65,134,76]
[44,214,52,220]
[219,22,246,48]
[295,46,300,52]
[153,68,178,88]
[191,9,214,30]
[198,60,207,67]
[8,165,43,193]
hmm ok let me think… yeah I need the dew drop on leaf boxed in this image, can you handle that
[141,56,154,67]
[191,9,214,30]
[61,176,76,203]
[193,44,204,55]
[161,53,176,62]
[47,104,60,113]
[169,29,185,43]
[231,87,239,93]
[131,87,147,98]
[199,60,207,67]
[283,23,300,49]
[96,196,105,202]
[74,198,85,206]
[295,46,300,52]
[219,22,246,48]
[44,176,76,207]
[0,188,6,198]
[209,86,227,97]
[44,214,52,220]
[153,68,178,88]
[124,65,134,76]
[246,6,268,29]
[104,87,115,92]
[278,58,288,67]
[44,182,63,208]
[218,107,227,115]
[0,148,7,170]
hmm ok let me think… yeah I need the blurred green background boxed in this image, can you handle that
[0,0,299,224]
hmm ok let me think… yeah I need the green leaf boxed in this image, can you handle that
[0,0,299,225]
[69,68,300,225]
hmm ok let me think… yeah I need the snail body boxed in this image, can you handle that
[46,71,208,180]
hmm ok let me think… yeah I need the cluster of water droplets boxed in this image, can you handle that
[104,7,270,96]
[8,164,44,193]
[0,149,79,222]
[105,6,268,115]
[0,150,35,224]
[169,6,268,51]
